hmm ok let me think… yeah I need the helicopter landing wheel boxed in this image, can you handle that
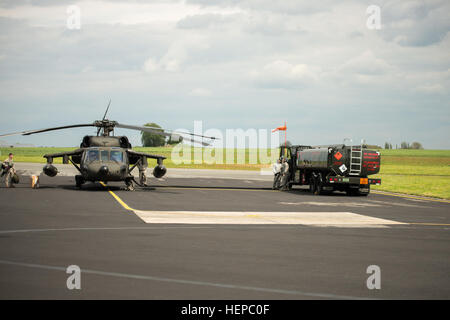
[139,171,147,186]
[75,175,84,189]
[125,178,135,191]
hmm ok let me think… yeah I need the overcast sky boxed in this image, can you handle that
[0,0,449,148]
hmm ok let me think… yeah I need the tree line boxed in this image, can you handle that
[384,141,423,149]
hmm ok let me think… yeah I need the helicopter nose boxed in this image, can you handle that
[99,165,109,176]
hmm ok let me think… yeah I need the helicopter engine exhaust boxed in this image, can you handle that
[153,165,167,178]
[43,164,58,177]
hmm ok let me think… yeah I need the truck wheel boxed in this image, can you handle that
[358,186,370,196]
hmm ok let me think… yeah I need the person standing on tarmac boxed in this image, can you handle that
[272,158,282,190]
[2,153,16,188]
[280,157,290,190]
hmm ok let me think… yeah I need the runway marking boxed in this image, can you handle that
[99,181,134,211]
[133,210,405,227]
[0,259,376,300]
[0,226,220,234]
[156,186,276,192]
[407,222,450,226]
[281,200,428,209]
[280,201,383,208]
[99,183,448,227]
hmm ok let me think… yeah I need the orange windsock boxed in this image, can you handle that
[272,124,287,132]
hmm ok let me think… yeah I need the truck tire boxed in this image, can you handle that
[346,186,369,196]
[358,185,370,196]
[346,187,357,196]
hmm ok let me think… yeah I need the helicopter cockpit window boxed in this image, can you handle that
[110,150,123,162]
[101,150,109,162]
[87,150,99,162]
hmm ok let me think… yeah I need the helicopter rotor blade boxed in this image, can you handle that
[184,137,215,147]
[0,124,96,138]
[97,99,112,136]
[115,123,218,141]
[115,123,171,137]
[102,99,111,121]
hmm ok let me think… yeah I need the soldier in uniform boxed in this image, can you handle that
[2,153,16,188]
[272,158,282,190]
[280,157,290,190]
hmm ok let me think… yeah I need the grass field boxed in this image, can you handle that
[370,149,450,199]
[1,147,449,199]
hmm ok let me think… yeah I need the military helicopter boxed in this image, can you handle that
[0,104,217,190]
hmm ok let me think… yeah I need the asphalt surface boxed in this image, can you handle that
[0,172,449,299]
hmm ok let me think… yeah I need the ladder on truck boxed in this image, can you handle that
[349,145,363,175]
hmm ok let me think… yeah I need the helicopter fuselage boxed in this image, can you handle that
[80,147,128,182]
[42,135,167,189]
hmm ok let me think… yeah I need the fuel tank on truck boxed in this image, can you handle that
[330,146,381,176]
[297,146,380,177]
[360,149,381,175]
[297,148,330,169]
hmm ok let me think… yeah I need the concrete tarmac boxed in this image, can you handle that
[0,169,449,299]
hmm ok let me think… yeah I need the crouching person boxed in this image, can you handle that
[2,153,18,188]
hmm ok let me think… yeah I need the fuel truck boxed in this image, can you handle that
[280,144,381,196]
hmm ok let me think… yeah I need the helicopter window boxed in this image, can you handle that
[110,150,123,162]
[101,150,109,162]
[87,150,99,162]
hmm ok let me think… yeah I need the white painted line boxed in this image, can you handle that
[280,201,383,207]
[133,210,405,227]
[0,259,376,300]
[259,168,273,176]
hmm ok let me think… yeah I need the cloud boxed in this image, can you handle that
[416,83,445,94]
[143,57,159,72]
[0,0,449,149]
[189,87,212,96]
[339,50,393,76]
[142,34,210,72]
[177,12,241,29]
[379,0,450,47]
[252,60,318,89]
